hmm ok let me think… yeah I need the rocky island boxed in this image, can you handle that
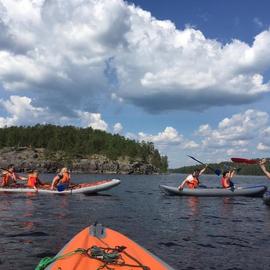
[0,125,168,174]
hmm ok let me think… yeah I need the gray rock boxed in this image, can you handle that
[0,147,159,174]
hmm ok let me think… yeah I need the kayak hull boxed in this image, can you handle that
[41,223,175,270]
[160,184,267,197]
[0,179,121,194]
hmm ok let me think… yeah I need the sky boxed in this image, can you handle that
[0,0,270,168]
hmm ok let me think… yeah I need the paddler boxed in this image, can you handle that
[1,164,27,187]
[50,167,71,190]
[178,165,208,190]
[27,170,44,191]
[221,170,235,189]
[258,158,270,179]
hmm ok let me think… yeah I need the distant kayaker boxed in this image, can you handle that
[50,167,71,190]
[221,170,235,189]
[259,159,270,179]
[1,164,27,187]
[178,165,208,190]
[27,170,44,191]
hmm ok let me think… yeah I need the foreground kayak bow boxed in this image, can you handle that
[36,223,175,270]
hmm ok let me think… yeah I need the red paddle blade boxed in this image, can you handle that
[231,158,258,164]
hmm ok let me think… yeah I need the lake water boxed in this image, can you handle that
[0,173,270,270]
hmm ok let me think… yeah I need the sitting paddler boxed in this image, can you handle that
[50,167,71,190]
[221,170,235,189]
[27,170,44,191]
[1,164,27,187]
[178,165,208,190]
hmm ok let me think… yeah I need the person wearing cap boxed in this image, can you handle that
[1,164,27,187]
[178,165,208,190]
[50,167,71,190]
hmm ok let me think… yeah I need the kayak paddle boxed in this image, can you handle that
[231,158,258,164]
[187,155,222,176]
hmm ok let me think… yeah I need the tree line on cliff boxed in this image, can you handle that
[0,125,168,172]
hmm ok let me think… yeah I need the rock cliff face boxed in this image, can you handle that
[0,147,159,174]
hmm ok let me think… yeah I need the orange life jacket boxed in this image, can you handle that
[27,175,38,187]
[60,172,70,184]
[221,177,231,188]
[1,172,16,186]
[187,177,199,189]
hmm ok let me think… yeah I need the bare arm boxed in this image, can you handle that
[199,165,208,176]
[178,177,190,190]
[230,170,236,178]
[15,173,27,181]
[259,160,270,179]
[50,175,61,189]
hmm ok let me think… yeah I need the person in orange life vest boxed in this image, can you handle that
[221,170,235,188]
[178,165,208,190]
[1,164,27,187]
[27,170,44,191]
[258,159,270,179]
[50,167,71,190]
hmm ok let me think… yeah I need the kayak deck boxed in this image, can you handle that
[160,184,267,197]
[0,179,121,194]
[38,223,175,270]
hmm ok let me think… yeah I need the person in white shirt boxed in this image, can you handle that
[178,165,208,190]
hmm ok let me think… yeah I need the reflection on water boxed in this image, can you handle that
[187,196,200,217]
[0,173,270,269]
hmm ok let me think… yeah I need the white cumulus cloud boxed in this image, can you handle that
[0,95,52,126]
[198,109,268,149]
[0,0,269,116]
[257,142,270,151]
[77,111,108,130]
[138,127,183,145]
[0,95,110,131]
[113,122,123,134]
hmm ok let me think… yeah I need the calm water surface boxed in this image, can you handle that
[0,174,270,270]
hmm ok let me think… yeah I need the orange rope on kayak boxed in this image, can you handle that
[90,233,151,269]
[36,245,150,270]
[86,245,150,270]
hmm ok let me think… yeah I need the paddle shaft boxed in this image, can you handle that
[187,156,217,173]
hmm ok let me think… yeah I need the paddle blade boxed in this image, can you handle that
[214,168,222,176]
[231,158,258,164]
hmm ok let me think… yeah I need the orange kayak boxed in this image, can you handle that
[37,223,175,270]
